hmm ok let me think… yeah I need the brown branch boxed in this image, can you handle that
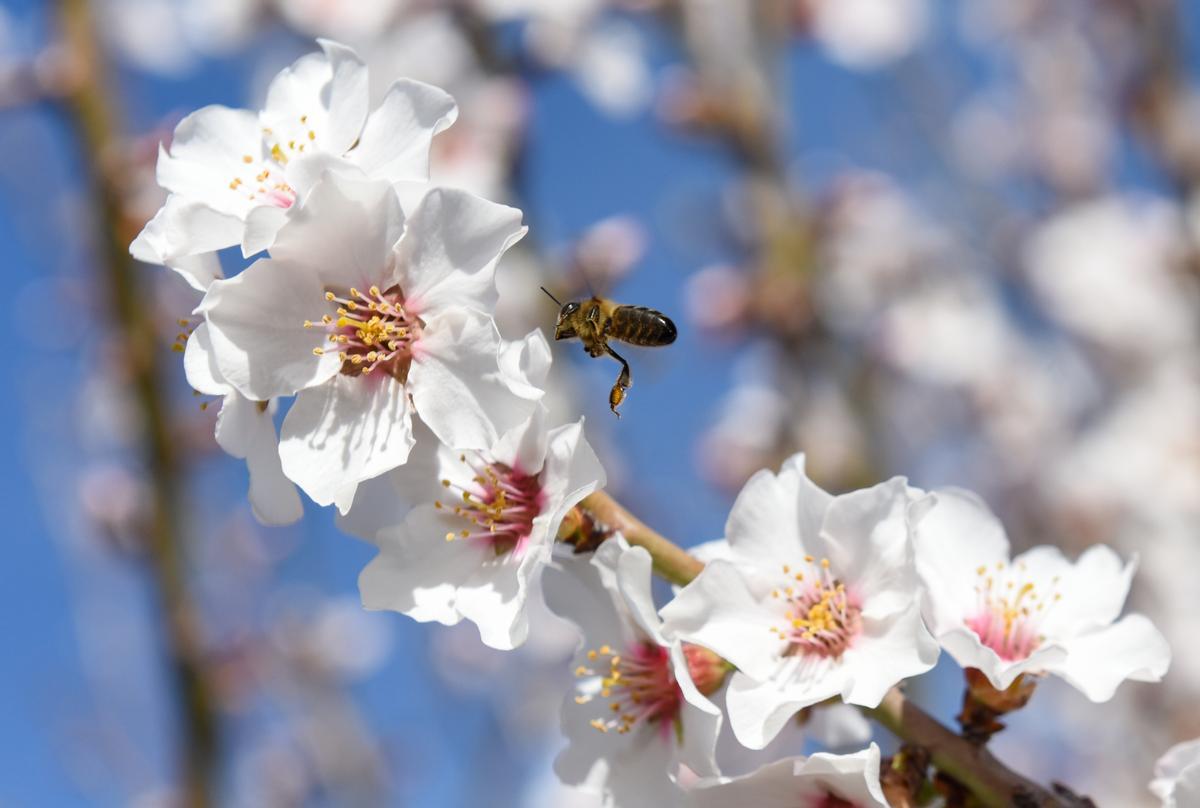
[572,491,706,587]
[56,1,218,805]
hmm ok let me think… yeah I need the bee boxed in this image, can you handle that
[541,287,677,417]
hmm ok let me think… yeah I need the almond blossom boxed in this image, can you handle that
[913,488,1171,700]
[131,38,456,289]
[358,405,604,650]
[687,744,887,808]
[1151,738,1200,808]
[659,455,938,749]
[183,319,302,526]
[198,172,529,512]
[543,537,723,808]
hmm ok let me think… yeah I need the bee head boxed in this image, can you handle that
[554,301,581,340]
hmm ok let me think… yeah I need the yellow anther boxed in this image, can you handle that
[242,154,252,163]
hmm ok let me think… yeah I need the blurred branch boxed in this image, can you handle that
[56,1,218,805]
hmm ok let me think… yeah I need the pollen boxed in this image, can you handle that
[578,641,681,738]
[436,452,545,557]
[965,564,1064,661]
[775,556,861,659]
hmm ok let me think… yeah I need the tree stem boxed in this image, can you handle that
[576,491,706,586]
[57,1,218,804]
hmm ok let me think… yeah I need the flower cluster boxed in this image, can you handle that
[133,38,1179,808]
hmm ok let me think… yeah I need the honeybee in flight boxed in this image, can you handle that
[541,287,677,417]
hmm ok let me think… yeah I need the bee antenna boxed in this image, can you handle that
[540,286,563,307]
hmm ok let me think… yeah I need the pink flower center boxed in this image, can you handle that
[307,285,422,381]
[811,793,858,808]
[437,455,544,557]
[770,557,862,659]
[227,118,318,209]
[576,641,681,737]
[965,562,1061,661]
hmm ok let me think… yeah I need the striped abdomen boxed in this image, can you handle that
[609,306,677,347]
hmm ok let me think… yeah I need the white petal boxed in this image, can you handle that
[351,78,458,182]
[278,374,415,512]
[157,106,262,218]
[455,538,548,650]
[408,307,508,451]
[670,644,723,777]
[359,503,491,626]
[240,203,290,257]
[335,419,443,541]
[816,476,915,616]
[543,548,629,649]
[491,404,551,476]
[937,626,1067,691]
[1046,614,1171,702]
[200,258,340,400]
[261,39,368,155]
[805,702,874,750]
[840,603,938,707]
[182,321,230,396]
[131,194,240,288]
[724,454,832,564]
[1032,544,1136,639]
[615,544,663,644]
[267,173,405,291]
[725,668,843,750]
[914,488,1010,631]
[658,561,783,683]
[540,419,606,520]
[795,744,888,807]
[215,393,303,526]
[690,755,822,808]
[396,187,526,318]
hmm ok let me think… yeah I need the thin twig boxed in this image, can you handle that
[57,1,218,805]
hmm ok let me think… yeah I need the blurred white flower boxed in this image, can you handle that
[132,39,457,288]
[1025,196,1197,359]
[660,455,938,749]
[199,174,528,511]
[95,0,259,76]
[543,537,723,808]
[688,744,887,808]
[359,406,604,650]
[1151,738,1200,808]
[914,488,1171,700]
[273,0,408,41]
[807,0,929,69]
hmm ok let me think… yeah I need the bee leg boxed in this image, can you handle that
[605,345,632,418]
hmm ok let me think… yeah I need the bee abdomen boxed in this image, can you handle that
[610,306,677,347]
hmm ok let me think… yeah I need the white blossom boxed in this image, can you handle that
[544,537,723,808]
[660,454,938,749]
[687,744,888,808]
[359,405,604,650]
[1151,738,1200,808]
[913,488,1171,700]
[131,38,457,288]
[198,172,528,512]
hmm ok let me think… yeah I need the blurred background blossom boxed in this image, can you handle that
[3,0,1200,805]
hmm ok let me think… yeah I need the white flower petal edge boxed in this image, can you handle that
[687,743,887,808]
[913,488,1171,699]
[182,322,302,525]
[1151,738,1200,808]
[199,173,530,511]
[543,537,722,808]
[659,454,937,749]
[358,406,604,650]
[133,38,458,267]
